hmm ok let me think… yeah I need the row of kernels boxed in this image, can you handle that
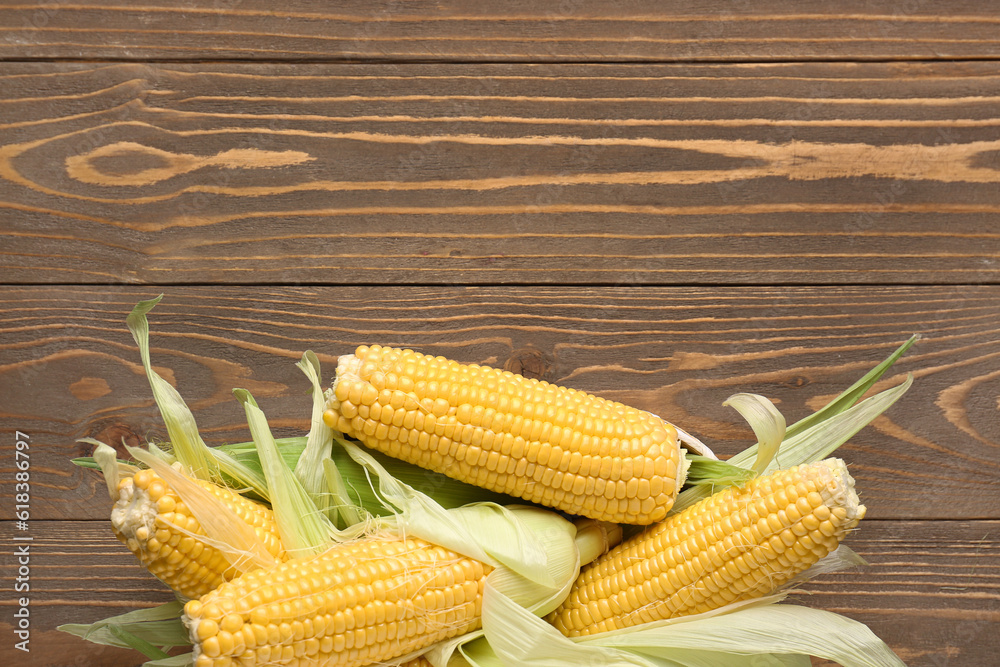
[335,401,669,479]
[360,422,672,513]
[337,350,668,439]
[206,602,480,667]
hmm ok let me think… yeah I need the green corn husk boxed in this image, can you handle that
[234,387,337,558]
[472,584,905,667]
[682,455,756,490]
[66,297,913,667]
[673,337,915,514]
[70,298,600,666]
[74,296,523,514]
[122,296,272,499]
[57,602,188,660]
[74,434,521,514]
[291,349,363,528]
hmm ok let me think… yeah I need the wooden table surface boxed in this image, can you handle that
[1,3,999,666]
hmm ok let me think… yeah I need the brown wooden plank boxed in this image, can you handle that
[797,520,1000,667]
[0,520,177,667]
[2,62,1000,285]
[0,519,994,666]
[2,2,1000,63]
[1,286,998,523]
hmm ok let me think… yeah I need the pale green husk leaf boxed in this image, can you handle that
[91,441,137,500]
[144,655,194,667]
[106,626,170,661]
[126,296,215,481]
[789,544,867,585]
[782,335,918,441]
[730,337,917,470]
[234,388,334,558]
[594,603,905,666]
[145,441,176,464]
[731,374,913,474]
[674,367,912,514]
[477,584,652,666]
[292,350,362,527]
[57,602,188,653]
[125,296,271,500]
[323,457,363,528]
[473,585,903,667]
[474,586,810,667]
[723,393,786,474]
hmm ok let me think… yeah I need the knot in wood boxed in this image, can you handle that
[503,347,552,381]
[788,375,810,388]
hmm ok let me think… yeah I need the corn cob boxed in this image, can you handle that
[183,534,491,667]
[323,344,684,525]
[546,458,865,636]
[111,468,287,599]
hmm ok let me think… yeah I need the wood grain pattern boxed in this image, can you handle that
[1,286,998,523]
[2,2,1000,63]
[2,62,1000,285]
[2,7,998,665]
[802,520,1000,667]
[0,521,177,667]
[1,520,994,667]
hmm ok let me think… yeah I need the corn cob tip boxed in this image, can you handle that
[109,467,286,600]
[110,470,169,551]
[817,457,866,524]
[110,468,226,600]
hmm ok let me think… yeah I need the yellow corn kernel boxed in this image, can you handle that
[324,345,683,525]
[184,535,492,667]
[547,458,866,636]
[110,469,287,599]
